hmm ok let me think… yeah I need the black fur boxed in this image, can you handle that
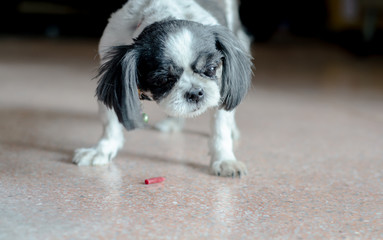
[96,46,143,130]
[210,25,253,111]
[134,19,184,101]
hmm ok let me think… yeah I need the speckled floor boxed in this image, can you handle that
[0,37,382,239]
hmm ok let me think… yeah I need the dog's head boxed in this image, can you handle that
[97,19,252,130]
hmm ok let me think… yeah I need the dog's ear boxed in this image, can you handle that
[96,45,143,130]
[210,26,253,111]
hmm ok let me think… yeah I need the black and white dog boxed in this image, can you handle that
[73,0,253,177]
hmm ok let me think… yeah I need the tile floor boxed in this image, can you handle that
[0,37,382,239]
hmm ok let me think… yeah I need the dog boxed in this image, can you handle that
[73,0,253,177]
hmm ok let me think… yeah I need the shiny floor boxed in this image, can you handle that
[0,37,382,239]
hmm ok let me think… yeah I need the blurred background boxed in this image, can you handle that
[1,0,383,55]
[241,0,383,55]
[1,0,383,104]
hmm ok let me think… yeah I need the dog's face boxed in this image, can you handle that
[137,22,224,118]
[97,20,252,130]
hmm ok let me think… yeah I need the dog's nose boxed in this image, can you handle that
[185,88,204,103]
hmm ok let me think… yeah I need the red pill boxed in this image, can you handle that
[145,177,165,185]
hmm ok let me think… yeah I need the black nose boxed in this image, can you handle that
[185,88,204,103]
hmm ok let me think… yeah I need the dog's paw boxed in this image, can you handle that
[210,160,248,177]
[72,148,111,166]
[154,117,184,133]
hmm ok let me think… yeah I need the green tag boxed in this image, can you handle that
[142,113,149,123]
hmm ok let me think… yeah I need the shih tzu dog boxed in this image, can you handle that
[73,0,253,177]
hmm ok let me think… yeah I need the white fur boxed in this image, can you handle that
[73,103,124,166]
[224,0,235,31]
[165,29,194,70]
[209,109,247,176]
[98,0,219,57]
[160,29,221,118]
[158,68,222,118]
[73,0,249,177]
[154,117,185,133]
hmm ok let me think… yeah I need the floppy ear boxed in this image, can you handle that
[211,26,253,111]
[96,45,143,130]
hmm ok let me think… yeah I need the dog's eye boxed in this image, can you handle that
[153,78,167,86]
[153,76,176,86]
[204,66,217,78]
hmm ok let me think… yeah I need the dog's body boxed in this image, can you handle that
[73,0,253,177]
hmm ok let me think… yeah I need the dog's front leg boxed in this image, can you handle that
[209,109,247,177]
[73,103,124,166]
